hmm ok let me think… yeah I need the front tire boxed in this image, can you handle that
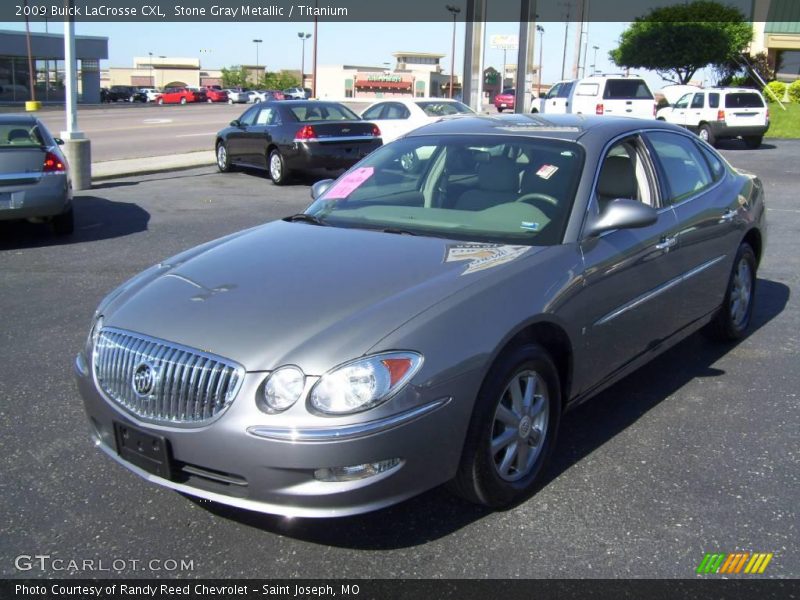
[709,243,757,341]
[180,97,187,105]
[157,97,163,105]
[268,149,290,185]
[216,142,233,173]
[451,343,561,508]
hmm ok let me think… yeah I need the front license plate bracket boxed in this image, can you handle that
[113,422,173,479]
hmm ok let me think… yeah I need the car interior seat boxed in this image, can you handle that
[596,155,638,211]
[453,159,520,211]
[7,129,33,144]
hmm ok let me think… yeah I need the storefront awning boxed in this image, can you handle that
[355,80,412,90]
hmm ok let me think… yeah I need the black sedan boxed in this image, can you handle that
[214,101,382,185]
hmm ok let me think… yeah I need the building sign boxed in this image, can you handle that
[490,34,518,50]
[366,74,402,83]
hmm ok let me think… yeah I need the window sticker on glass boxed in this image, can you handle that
[325,167,375,199]
[520,221,540,231]
[536,164,558,180]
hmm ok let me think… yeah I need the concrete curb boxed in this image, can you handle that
[91,151,216,181]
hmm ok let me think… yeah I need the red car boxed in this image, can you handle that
[494,88,515,112]
[156,87,207,105]
[203,85,229,103]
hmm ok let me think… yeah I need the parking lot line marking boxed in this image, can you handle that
[767,208,800,213]
[176,132,218,138]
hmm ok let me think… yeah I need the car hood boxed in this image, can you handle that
[102,220,544,373]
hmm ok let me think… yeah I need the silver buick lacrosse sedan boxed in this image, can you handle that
[76,114,766,517]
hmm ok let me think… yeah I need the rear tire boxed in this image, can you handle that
[708,243,756,341]
[50,206,74,235]
[698,124,716,146]
[743,136,763,149]
[451,343,561,508]
[180,97,187,105]
[268,149,290,185]
[157,97,163,105]
[496,107,504,113]
[207,98,213,103]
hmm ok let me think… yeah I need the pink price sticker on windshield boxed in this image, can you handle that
[325,167,375,199]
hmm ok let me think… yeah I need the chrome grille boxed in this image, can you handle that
[93,328,244,425]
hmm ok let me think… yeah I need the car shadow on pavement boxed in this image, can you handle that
[715,140,777,151]
[189,278,790,549]
[0,196,150,249]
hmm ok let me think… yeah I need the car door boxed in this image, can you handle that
[666,93,691,127]
[226,105,259,164]
[644,130,741,325]
[686,93,705,130]
[577,135,686,389]
[244,105,281,168]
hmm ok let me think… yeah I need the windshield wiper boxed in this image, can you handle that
[381,227,418,236]
[283,213,328,226]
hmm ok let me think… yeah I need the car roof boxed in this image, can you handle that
[0,114,38,125]
[368,98,463,106]
[405,113,682,142]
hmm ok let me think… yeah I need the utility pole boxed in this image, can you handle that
[446,4,461,98]
[560,2,570,80]
[311,2,318,97]
[61,0,91,190]
[571,0,586,79]
[298,32,311,88]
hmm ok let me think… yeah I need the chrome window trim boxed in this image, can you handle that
[247,397,451,442]
[594,254,727,326]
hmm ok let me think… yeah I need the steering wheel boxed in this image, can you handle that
[515,192,559,215]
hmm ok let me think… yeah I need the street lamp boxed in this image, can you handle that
[297,32,311,88]
[445,4,461,99]
[252,39,262,87]
[592,45,599,75]
[536,25,544,98]
[148,51,154,87]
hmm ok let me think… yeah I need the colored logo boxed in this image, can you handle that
[697,552,773,574]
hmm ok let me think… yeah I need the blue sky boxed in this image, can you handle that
[2,20,716,91]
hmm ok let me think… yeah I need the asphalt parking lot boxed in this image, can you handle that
[0,140,797,579]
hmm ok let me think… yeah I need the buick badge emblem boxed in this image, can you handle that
[132,361,158,397]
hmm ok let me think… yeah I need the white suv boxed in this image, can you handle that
[568,75,656,119]
[656,87,769,148]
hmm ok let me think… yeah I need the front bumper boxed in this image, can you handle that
[75,352,467,517]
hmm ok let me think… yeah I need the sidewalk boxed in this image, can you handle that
[92,151,215,181]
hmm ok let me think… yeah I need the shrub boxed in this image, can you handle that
[764,80,787,102]
[788,80,800,104]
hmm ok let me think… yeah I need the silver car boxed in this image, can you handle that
[0,115,73,234]
[75,115,766,517]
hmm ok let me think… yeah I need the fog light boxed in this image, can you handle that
[314,458,403,482]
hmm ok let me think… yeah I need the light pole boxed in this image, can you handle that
[148,51,154,87]
[446,4,461,98]
[536,25,544,98]
[158,55,165,89]
[252,39,262,87]
[561,1,570,80]
[297,32,311,88]
[592,45,599,74]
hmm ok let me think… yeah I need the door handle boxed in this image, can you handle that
[719,209,737,223]
[655,237,677,251]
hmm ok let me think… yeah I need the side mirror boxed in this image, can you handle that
[583,199,658,238]
[310,178,334,200]
[229,119,241,127]
[54,137,64,146]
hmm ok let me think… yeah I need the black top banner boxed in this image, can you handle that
[3,579,799,600]
[3,0,764,23]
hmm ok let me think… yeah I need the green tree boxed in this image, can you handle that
[610,0,752,85]
[221,65,251,88]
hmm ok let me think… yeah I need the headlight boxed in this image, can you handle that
[309,352,423,415]
[88,315,104,348]
[262,366,305,412]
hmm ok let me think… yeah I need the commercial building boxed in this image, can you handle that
[103,57,223,89]
[315,51,459,100]
[751,0,800,81]
[0,29,107,103]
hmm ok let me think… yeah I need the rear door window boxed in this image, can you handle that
[691,93,705,109]
[708,93,720,108]
[724,93,764,108]
[603,79,653,100]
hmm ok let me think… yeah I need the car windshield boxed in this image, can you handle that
[289,103,360,121]
[0,122,45,148]
[306,135,584,246]
[415,101,473,116]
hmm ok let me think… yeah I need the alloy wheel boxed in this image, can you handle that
[730,257,752,328]
[217,145,227,170]
[490,369,549,482]
[269,153,282,181]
